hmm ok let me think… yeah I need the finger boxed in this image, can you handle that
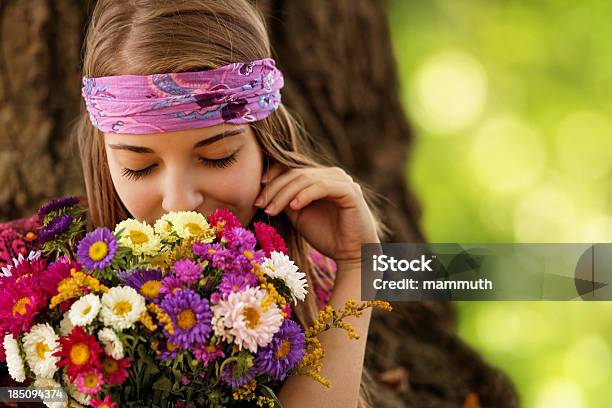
[261,161,286,184]
[262,175,319,215]
[255,169,303,208]
[290,179,358,210]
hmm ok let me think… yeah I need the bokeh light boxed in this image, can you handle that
[410,50,487,135]
[471,116,546,194]
[390,0,612,406]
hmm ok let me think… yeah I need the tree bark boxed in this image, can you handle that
[258,1,519,406]
[0,0,518,406]
[0,0,90,219]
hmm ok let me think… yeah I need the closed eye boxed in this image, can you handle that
[121,164,158,181]
[199,153,237,169]
[120,153,237,181]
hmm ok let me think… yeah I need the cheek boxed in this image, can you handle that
[201,147,263,224]
[107,159,160,222]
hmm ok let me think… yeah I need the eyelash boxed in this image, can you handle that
[121,153,237,181]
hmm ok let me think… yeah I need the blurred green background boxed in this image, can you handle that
[389,1,612,407]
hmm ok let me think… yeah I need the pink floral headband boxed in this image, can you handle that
[81,58,283,134]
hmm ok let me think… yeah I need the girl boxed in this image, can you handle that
[2,0,386,406]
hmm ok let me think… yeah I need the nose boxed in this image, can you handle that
[161,171,204,213]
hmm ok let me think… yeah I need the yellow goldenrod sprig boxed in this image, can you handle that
[139,310,157,331]
[147,302,175,335]
[232,379,257,401]
[50,268,109,308]
[298,299,392,387]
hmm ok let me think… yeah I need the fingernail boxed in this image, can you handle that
[290,198,298,208]
[264,203,275,214]
[254,197,263,206]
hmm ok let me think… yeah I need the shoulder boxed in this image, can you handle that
[0,213,41,268]
[306,246,337,309]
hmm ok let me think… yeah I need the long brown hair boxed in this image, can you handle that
[76,1,383,404]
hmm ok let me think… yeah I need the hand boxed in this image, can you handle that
[254,164,379,266]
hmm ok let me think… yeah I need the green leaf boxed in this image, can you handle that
[260,385,282,408]
[152,376,172,392]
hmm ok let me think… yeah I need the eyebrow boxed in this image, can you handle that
[107,128,245,153]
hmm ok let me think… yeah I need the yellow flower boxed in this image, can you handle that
[115,219,161,256]
[171,211,214,241]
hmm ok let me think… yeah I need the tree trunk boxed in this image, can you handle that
[0,0,518,406]
[0,0,89,218]
[259,1,519,406]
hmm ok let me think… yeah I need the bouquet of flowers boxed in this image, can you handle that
[0,197,390,408]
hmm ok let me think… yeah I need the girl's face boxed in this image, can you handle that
[103,124,264,226]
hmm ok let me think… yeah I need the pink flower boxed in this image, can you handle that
[254,222,288,256]
[75,368,105,394]
[91,395,117,408]
[0,276,47,336]
[101,355,131,385]
[282,303,292,319]
[193,343,225,366]
[41,257,80,298]
[208,208,241,240]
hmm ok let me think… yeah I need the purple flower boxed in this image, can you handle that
[160,289,212,349]
[38,214,73,244]
[254,319,305,381]
[159,338,180,361]
[193,343,225,366]
[172,259,201,285]
[229,250,264,274]
[122,268,163,300]
[76,227,118,270]
[192,242,222,261]
[220,360,256,388]
[224,227,256,252]
[159,275,184,296]
[38,196,80,218]
[218,272,258,295]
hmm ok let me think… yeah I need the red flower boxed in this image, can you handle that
[91,395,117,408]
[254,222,288,257]
[101,354,131,385]
[54,326,103,380]
[208,208,241,240]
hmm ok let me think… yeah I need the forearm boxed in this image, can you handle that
[278,262,370,408]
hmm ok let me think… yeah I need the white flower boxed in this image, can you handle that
[154,213,180,242]
[170,211,214,241]
[68,294,101,327]
[114,219,161,256]
[34,377,68,408]
[100,286,146,331]
[211,287,283,353]
[261,251,308,304]
[3,333,26,382]
[97,328,124,359]
[22,323,60,379]
[59,313,74,336]
[1,250,41,276]
[63,373,91,406]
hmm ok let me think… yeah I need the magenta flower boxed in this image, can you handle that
[172,259,201,285]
